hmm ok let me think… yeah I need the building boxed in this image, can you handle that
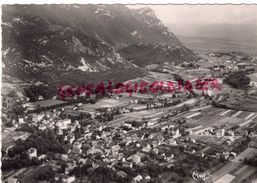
[133,175,143,182]
[145,64,160,71]
[237,63,255,73]
[62,175,75,183]
[56,118,71,130]
[131,154,141,164]
[173,129,181,138]
[18,118,24,124]
[67,135,75,144]
[73,142,82,154]
[29,113,44,122]
[28,148,37,159]
[38,154,47,161]
[216,129,225,137]
[60,154,67,162]
[6,177,18,183]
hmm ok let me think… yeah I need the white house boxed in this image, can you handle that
[18,118,24,124]
[7,177,18,183]
[62,175,75,183]
[28,148,37,159]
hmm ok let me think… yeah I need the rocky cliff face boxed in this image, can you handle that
[2,5,196,84]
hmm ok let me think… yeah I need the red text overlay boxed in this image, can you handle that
[58,78,222,100]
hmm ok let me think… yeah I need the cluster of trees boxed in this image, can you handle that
[97,107,124,115]
[244,156,257,166]
[62,112,92,121]
[69,96,97,104]
[2,116,13,127]
[2,155,40,171]
[145,98,183,110]
[17,123,38,133]
[181,62,199,69]
[231,137,251,154]
[24,84,54,102]
[87,167,119,183]
[174,74,185,84]
[169,176,185,183]
[125,120,142,128]
[95,111,114,122]
[224,71,251,88]
[70,164,131,183]
[8,129,66,159]
[143,162,164,178]
[177,104,190,113]
[91,108,121,123]
[73,126,84,140]
[95,106,133,123]
[36,167,55,182]
[169,154,221,179]
[12,104,26,116]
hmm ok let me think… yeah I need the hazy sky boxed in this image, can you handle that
[129,5,257,37]
[149,5,257,24]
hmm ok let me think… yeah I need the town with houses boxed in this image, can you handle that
[2,4,257,183]
[2,51,257,183]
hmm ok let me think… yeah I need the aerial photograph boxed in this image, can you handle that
[1,4,257,183]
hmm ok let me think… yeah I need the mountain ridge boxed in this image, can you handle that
[2,5,196,85]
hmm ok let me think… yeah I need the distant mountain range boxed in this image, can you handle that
[2,5,196,85]
[169,23,257,55]
[178,35,257,55]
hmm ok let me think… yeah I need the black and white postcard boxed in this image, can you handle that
[1,3,257,183]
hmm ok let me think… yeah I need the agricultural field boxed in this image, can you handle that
[81,98,129,109]
[211,162,257,183]
[179,68,211,80]
[221,97,257,112]
[28,99,65,108]
[233,147,257,162]
[149,71,175,81]
[181,106,257,132]
[124,108,164,119]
